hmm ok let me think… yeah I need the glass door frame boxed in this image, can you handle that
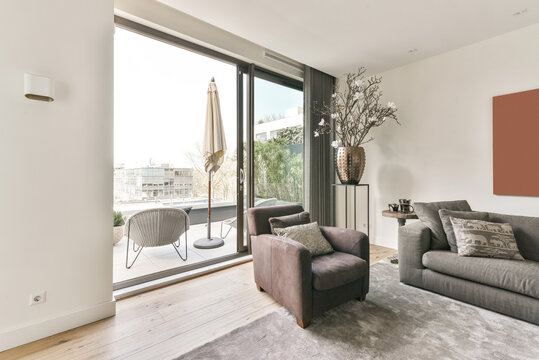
[244,66,304,252]
[254,67,303,93]
[236,64,249,253]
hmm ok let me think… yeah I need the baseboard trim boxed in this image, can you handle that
[0,299,116,352]
[373,236,398,250]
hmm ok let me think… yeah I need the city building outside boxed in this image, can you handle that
[114,164,194,202]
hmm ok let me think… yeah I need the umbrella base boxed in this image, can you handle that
[194,237,225,249]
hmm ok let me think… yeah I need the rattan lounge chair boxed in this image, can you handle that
[125,207,189,269]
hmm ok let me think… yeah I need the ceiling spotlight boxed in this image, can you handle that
[513,8,528,16]
[408,48,418,53]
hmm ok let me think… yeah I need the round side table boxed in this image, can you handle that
[382,210,418,227]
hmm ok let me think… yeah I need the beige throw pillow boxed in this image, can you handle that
[274,222,334,257]
[450,217,524,260]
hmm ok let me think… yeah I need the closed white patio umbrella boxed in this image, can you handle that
[194,77,227,249]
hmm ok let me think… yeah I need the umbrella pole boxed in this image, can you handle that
[207,171,211,239]
[194,169,225,249]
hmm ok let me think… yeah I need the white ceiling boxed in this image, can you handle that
[158,0,539,76]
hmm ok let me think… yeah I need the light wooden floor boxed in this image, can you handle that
[2,244,396,360]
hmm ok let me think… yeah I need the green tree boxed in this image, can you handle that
[277,125,303,144]
[253,127,303,203]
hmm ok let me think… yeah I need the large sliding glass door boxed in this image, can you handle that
[113,17,304,289]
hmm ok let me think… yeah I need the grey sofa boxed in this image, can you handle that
[247,204,370,328]
[399,210,539,324]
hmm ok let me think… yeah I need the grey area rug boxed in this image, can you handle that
[177,262,539,360]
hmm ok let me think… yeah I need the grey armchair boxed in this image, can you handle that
[247,204,369,328]
[125,208,189,269]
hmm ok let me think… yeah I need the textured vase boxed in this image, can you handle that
[335,146,366,185]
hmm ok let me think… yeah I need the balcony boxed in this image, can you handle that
[113,202,241,285]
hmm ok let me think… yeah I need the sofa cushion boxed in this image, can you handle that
[489,212,539,262]
[274,222,334,256]
[422,250,539,299]
[414,200,471,250]
[268,211,310,234]
[439,210,489,253]
[311,252,368,291]
[451,218,524,260]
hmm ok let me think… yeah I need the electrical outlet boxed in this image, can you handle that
[29,291,47,306]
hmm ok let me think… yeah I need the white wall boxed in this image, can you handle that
[0,0,114,350]
[337,23,539,249]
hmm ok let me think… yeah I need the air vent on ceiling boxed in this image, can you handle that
[263,50,304,71]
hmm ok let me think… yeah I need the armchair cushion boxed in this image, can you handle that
[311,252,368,291]
[269,211,310,234]
[274,222,334,256]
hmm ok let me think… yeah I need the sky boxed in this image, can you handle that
[254,77,303,121]
[114,27,303,169]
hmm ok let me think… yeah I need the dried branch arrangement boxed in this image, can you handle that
[314,67,399,147]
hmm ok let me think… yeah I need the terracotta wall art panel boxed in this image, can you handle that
[493,88,539,196]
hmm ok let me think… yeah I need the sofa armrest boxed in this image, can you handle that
[319,226,369,264]
[398,221,431,287]
[251,234,313,322]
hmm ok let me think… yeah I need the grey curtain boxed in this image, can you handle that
[304,66,336,226]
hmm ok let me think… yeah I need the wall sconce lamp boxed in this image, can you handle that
[24,73,55,102]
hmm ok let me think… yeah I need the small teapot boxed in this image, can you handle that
[388,203,399,212]
[399,199,414,213]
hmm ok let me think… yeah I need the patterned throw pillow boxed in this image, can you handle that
[450,217,524,260]
[274,222,334,257]
[439,210,490,253]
